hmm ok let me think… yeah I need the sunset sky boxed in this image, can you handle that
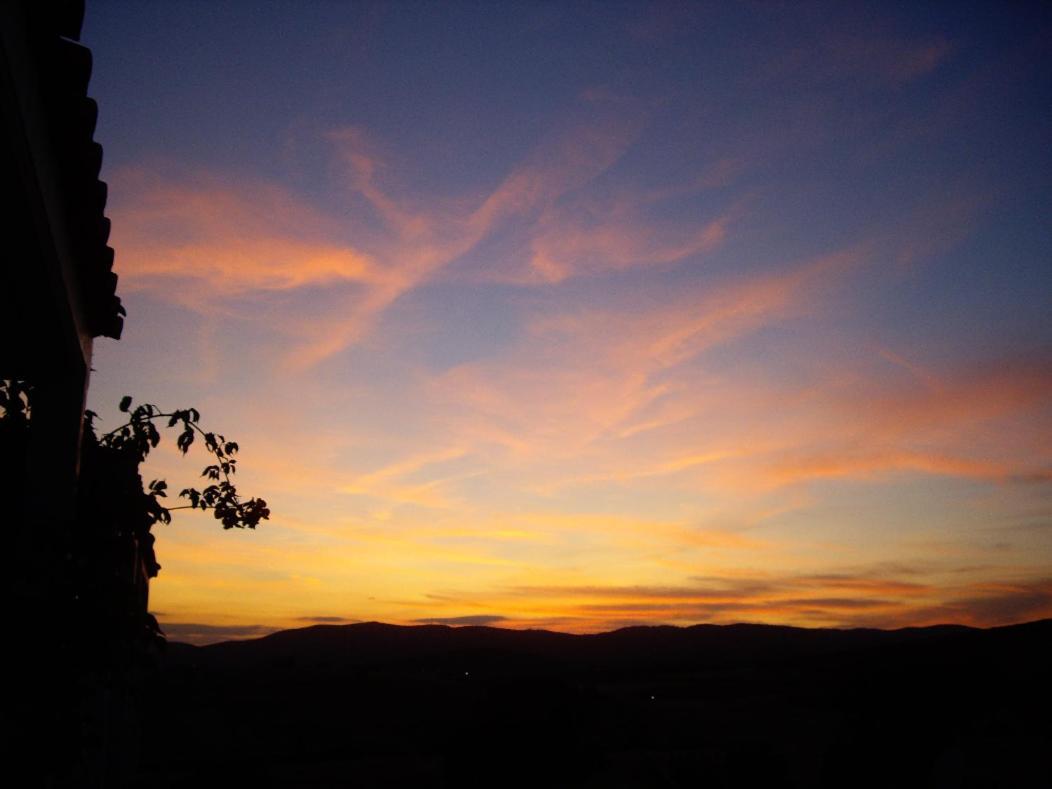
[82,1,1051,644]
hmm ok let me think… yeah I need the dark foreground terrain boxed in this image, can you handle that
[134,619,1051,788]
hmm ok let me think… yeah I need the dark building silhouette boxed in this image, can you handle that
[1,2,130,786]
[2,0,122,579]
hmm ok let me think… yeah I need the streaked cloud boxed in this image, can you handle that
[411,570,1052,632]
[413,615,508,627]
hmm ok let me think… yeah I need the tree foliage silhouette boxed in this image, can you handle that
[1,379,269,648]
[89,394,271,532]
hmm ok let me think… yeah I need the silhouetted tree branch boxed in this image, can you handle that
[87,395,270,530]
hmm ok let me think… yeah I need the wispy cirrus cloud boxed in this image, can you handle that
[429,246,864,463]
[109,167,377,298]
[742,355,1052,489]
[108,93,739,369]
[790,32,953,85]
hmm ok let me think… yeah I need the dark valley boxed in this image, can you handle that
[135,618,1051,788]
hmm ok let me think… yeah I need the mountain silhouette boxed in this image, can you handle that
[133,619,1050,788]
